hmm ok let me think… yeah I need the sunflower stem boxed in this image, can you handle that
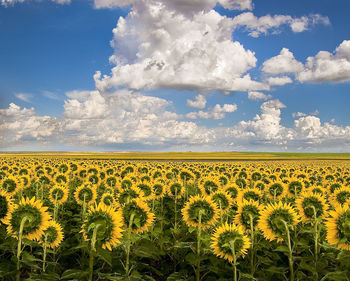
[16,216,29,281]
[229,238,238,281]
[249,214,255,278]
[125,213,135,278]
[89,224,101,281]
[196,211,203,281]
[42,234,48,272]
[282,220,294,281]
[312,206,319,281]
[54,193,58,221]
[174,186,178,232]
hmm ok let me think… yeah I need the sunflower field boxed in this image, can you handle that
[1,157,350,281]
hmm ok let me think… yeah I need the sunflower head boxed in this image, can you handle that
[82,203,124,250]
[210,191,233,213]
[100,193,115,207]
[121,198,155,234]
[39,220,64,249]
[182,195,219,230]
[151,181,165,199]
[267,182,286,200]
[6,197,51,241]
[237,187,262,203]
[258,202,300,243]
[74,183,97,205]
[49,185,69,205]
[167,182,183,199]
[1,176,20,196]
[235,200,263,232]
[329,186,350,208]
[326,205,350,250]
[296,191,329,222]
[211,223,250,263]
[0,190,14,224]
[199,178,220,196]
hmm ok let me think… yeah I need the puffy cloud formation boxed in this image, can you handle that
[247,91,272,100]
[94,0,268,93]
[0,103,59,148]
[1,0,70,6]
[262,48,304,74]
[231,12,329,37]
[186,103,237,120]
[267,76,293,86]
[263,41,350,83]
[187,94,207,109]
[94,0,253,12]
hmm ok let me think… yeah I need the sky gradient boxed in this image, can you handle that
[1,0,350,152]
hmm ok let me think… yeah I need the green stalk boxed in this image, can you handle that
[125,213,135,278]
[229,238,238,281]
[53,193,58,221]
[249,214,255,277]
[16,216,29,281]
[282,220,294,281]
[312,206,319,281]
[174,187,178,232]
[89,224,101,281]
[195,211,203,281]
[42,234,48,272]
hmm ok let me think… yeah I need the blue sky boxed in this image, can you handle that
[1,0,350,152]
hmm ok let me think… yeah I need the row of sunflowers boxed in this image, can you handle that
[0,157,350,280]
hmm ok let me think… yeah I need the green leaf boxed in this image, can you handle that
[61,269,88,280]
[96,247,112,266]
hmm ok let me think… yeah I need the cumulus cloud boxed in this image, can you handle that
[0,103,59,147]
[247,91,272,100]
[94,1,268,93]
[231,12,329,37]
[186,103,237,120]
[267,76,293,86]
[262,48,304,74]
[187,94,207,109]
[1,0,70,6]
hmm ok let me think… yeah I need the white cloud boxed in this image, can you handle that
[267,76,293,86]
[94,1,267,93]
[187,94,207,109]
[0,103,59,147]
[247,91,272,100]
[186,103,237,120]
[1,0,70,6]
[42,91,60,100]
[292,112,307,118]
[231,12,329,37]
[262,48,304,74]
[15,93,32,103]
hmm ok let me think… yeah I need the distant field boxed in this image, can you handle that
[1,151,350,160]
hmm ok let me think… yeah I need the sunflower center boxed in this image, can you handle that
[78,188,93,203]
[240,205,260,229]
[138,184,152,197]
[243,191,260,202]
[10,205,42,236]
[170,183,182,196]
[2,179,16,193]
[123,203,147,230]
[43,226,59,244]
[85,213,113,242]
[226,187,238,199]
[103,196,113,206]
[118,189,138,205]
[288,181,302,195]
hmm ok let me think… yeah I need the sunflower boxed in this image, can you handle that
[151,181,165,199]
[325,205,350,250]
[295,191,329,222]
[74,183,97,205]
[116,186,141,205]
[266,181,287,201]
[39,220,64,248]
[237,187,263,203]
[137,182,153,200]
[1,175,20,197]
[224,185,239,200]
[49,185,69,205]
[6,197,51,241]
[209,191,234,214]
[82,203,124,251]
[329,186,350,208]
[167,182,183,199]
[211,223,251,262]
[100,193,115,207]
[121,198,155,234]
[182,195,219,230]
[199,178,220,196]
[258,201,300,243]
[0,190,14,224]
[234,200,263,232]
[286,177,304,197]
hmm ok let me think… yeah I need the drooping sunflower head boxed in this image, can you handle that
[49,185,69,205]
[329,186,350,208]
[39,220,64,249]
[211,223,250,263]
[267,181,286,200]
[0,190,14,224]
[237,187,263,203]
[121,198,155,234]
[82,203,124,250]
[100,193,115,207]
[326,205,350,250]
[6,197,51,241]
[74,183,97,205]
[295,191,329,222]
[210,191,234,213]
[199,177,220,196]
[234,199,263,232]
[258,201,300,243]
[182,195,219,230]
